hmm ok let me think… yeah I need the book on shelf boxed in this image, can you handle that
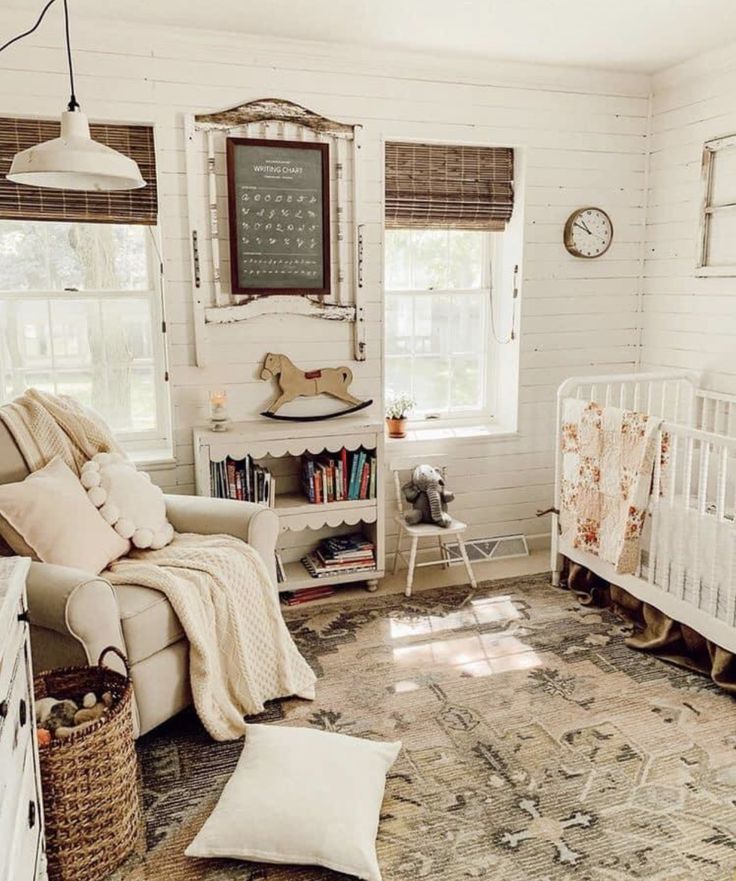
[301,532,376,579]
[300,447,377,505]
[281,586,336,606]
[210,455,275,506]
[274,550,286,584]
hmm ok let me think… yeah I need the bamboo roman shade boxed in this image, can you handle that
[0,118,158,224]
[385,142,514,230]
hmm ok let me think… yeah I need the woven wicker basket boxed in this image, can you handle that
[34,647,142,881]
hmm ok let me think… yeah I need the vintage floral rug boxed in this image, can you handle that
[114,574,736,881]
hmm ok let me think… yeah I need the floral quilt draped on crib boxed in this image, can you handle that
[559,399,662,574]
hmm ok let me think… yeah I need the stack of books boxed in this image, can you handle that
[301,533,376,579]
[281,585,336,606]
[301,447,377,504]
[210,455,274,506]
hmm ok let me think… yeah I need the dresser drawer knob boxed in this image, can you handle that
[0,699,7,718]
[19,698,27,727]
[28,800,36,829]
[17,609,30,624]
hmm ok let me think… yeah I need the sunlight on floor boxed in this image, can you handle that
[389,592,542,678]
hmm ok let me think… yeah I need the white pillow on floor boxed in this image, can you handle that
[185,723,401,881]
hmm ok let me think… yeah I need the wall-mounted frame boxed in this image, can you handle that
[226,138,331,296]
[696,132,736,277]
[184,98,365,366]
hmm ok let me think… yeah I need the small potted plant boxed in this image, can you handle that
[385,393,415,438]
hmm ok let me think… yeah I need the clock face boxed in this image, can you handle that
[564,207,613,258]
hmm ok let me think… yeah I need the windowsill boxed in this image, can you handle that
[128,448,176,470]
[386,421,517,445]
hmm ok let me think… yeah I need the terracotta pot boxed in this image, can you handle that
[386,416,408,438]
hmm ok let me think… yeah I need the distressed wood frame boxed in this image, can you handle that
[696,132,736,277]
[183,98,365,366]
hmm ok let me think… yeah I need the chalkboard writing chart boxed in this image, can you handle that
[226,138,331,296]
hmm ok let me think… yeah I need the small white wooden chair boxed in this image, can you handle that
[392,465,477,597]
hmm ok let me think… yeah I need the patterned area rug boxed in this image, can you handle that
[114,574,736,881]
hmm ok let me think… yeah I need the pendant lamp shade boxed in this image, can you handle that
[7,110,146,191]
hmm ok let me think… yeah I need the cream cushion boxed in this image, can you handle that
[81,453,174,550]
[0,457,130,573]
[114,582,185,664]
[186,723,401,881]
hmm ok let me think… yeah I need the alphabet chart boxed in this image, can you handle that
[227,139,330,295]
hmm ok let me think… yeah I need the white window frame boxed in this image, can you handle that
[384,231,498,424]
[0,224,171,455]
[696,132,736,277]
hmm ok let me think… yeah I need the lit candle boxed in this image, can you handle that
[209,390,230,431]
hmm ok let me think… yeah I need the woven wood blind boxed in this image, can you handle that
[0,118,158,224]
[385,142,513,230]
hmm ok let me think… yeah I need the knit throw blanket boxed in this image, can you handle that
[559,398,662,575]
[1,390,316,740]
[107,535,316,740]
[0,388,122,475]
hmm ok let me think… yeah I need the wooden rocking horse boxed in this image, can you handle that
[259,352,372,421]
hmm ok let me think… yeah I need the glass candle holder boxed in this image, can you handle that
[209,390,230,431]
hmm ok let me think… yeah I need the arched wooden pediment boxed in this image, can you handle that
[194,97,356,136]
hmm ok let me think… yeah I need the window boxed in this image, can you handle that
[385,228,496,420]
[384,141,517,428]
[697,133,736,276]
[0,220,169,451]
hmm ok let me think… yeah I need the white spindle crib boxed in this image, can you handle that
[552,371,736,654]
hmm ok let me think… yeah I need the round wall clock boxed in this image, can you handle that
[563,207,613,258]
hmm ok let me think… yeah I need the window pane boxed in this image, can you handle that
[385,294,413,356]
[414,356,451,412]
[451,355,483,409]
[707,211,736,266]
[384,228,490,418]
[413,294,451,355]
[0,301,53,402]
[100,299,156,434]
[384,230,412,290]
[711,148,736,206]
[0,296,156,434]
[386,356,412,401]
[0,221,149,291]
[447,231,483,288]
[449,292,484,353]
[410,230,448,290]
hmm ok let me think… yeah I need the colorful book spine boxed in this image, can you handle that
[359,460,370,500]
[341,448,349,498]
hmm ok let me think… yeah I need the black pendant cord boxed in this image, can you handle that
[0,0,57,54]
[0,0,79,110]
[62,0,79,110]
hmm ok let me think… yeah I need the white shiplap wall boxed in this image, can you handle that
[0,16,650,555]
[642,41,736,394]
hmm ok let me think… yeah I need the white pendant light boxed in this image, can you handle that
[7,109,145,191]
[2,0,145,192]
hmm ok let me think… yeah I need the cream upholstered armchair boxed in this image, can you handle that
[0,422,279,737]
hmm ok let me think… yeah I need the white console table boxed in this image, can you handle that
[194,418,385,592]
[0,556,47,881]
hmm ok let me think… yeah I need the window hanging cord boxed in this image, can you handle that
[1,0,79,111]
[488,256,515,345]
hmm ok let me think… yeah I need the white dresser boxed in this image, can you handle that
[0,557,47,881]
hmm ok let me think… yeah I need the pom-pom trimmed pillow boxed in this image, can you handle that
[81,453,174,550]
[185,723,401,881]
[0,457,130,574]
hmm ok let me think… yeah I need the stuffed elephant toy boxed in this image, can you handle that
[402,464,455,528]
